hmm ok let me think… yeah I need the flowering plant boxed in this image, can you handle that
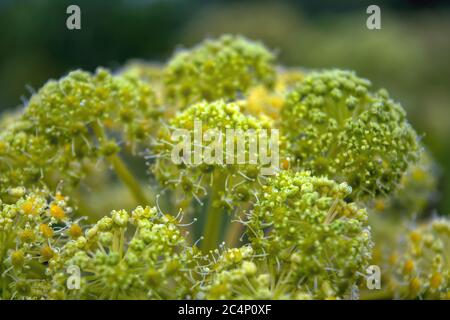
[0,35,447,300]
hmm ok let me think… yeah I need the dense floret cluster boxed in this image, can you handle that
[0,189,75,299]
[1,35,446,300]
[164,35,276,108]
[281,70,419,199]
[248,171,372,298]
[49,206,201,299]
[0,69,160,203]
[375,219,450,299]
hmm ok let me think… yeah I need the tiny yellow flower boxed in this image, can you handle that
[50,204,65,220]
[40,224,54,238]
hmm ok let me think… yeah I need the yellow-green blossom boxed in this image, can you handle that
[164,35,276,108]
[49,206,202,299]
[248,171,373,298]
[0,68,159,197]
[204,246,305,299]
[151,99,273,210]
[0,189,76,299]
[281,70,419,199]
[385,218,449,299]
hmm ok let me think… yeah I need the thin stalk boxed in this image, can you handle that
[92,122,151,206]
[107,154,150,205]
[225,202,252,247]
[201,175,224,253]
[225,220,244,248]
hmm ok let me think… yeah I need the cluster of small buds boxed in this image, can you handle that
[49,206,202,299]
[384,218,449,299]
[164,35,276,108]
[0,68,160,196]
[0,189,77,299]
[203,246,307,299]
[151,100,273,209]
[281,70,420,199]
[0,35,444,301]
[247,170,373,298]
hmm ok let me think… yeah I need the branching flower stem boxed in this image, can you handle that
[92,122,151,206]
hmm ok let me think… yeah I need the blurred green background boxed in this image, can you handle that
[1,0,449,213]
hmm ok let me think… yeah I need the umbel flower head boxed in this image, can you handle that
[0,188,77,299]
[385,218,449,299]
[0,35,443,301]
[0,69,159,196]
[204,246,311,300]
[164,35,276,108]
[281,69,419,199]
[247,171,373,298]
[49,206,202,299]
[151,99,274,209]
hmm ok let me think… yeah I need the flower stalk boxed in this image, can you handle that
[92,121,151,206]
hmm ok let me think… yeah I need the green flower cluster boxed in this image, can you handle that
[49,206,202,299]
[244,68,304,123]
[164,35,276,108]
[203,246,311,299]
[248,171,372,298]
[151,99,280,253]
[152,100,271,210]
[281,70,419,199]
[0,189,77,299]
[0,69,159,199]
[384,218,450,299]
[0,35,442,300]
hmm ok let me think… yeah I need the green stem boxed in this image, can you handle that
[360,289,394,300]
[225,202,252,247]
[107,154,150,205]
[92,122,151,206]
[225,221,243,248]
[201,176,224,253]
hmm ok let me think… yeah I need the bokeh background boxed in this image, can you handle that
[1,0,449,214]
